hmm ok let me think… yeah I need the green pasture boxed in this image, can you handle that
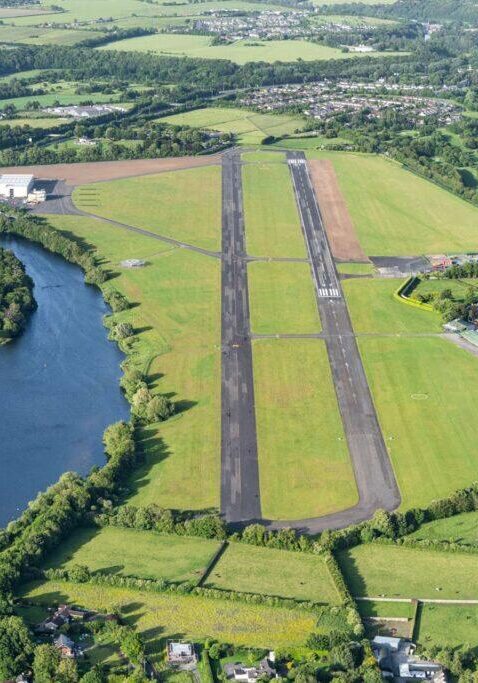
[22,580,316,654]
[252,339,357,520]
[338,544,478,599]
[98,33,395,64]
[309,152,478,256]
[412,277,478,302]
[357,600,414,619]
[0,24,102,46]
[359,336,478,510]
[73,166,222,252]
[248,262,321,334]
[47,215,221,511]
[417,604,478,648]
[343,278,442,334]
[44,527,220,583]
[409,511,478,545]
[0,92,124,110]
[0,117,71,128]
[207,542,340,604]
[336,262,374,275]
[242,162,306,258]
[158,107,305,145]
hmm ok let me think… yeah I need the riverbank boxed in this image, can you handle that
[0,246,36,342]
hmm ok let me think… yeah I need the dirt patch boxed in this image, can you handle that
[308,159,368,262]
[0,155,221,186]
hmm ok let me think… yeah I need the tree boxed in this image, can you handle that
[145,394,174,422]
[0,616,34,681]
[57,657,79,683]
[68,563,91,583]
[33,644,61,683]
[80,666,106,683]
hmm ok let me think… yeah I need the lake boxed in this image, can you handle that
[0,235,129,527]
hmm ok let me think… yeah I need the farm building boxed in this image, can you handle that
[0,174,34,199]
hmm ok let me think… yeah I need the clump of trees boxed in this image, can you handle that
[120,366,175,424]
[0,247,36,339]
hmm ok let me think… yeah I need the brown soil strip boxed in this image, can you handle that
[0,155,221,186]
[308,158,368,262]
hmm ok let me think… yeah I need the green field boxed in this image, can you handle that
[409,511,478,545]
[207,542,339,604]
[159,107,305,145]
[73,166,222,252]
[417,604,478,648]
[253,339,357,520]
[343,278,442,334]
[44,527,220,583]
[22,580,316,654]
[338,544,478,599]
[336,262,374,275]
[359,336,478,510]
[0,24,103,46]
[309,153,478,256]
[248,262,321,334]
[412,277,478,302]
[357,600,414,619]
[0,117,71,128]
[47,215,221,511]
[269,135,351,150]
[242,162,306,258]
[242,150,286,163]
[98,33,393,64]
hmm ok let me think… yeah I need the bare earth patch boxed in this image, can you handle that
[308,159,368,262]
[0,155,221,186]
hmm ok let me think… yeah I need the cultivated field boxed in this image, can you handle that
[248,262,321,334]
[409,511,478,545]
[73,166,222,251]
[252,339,357,520]
[338,544,478,599]
[22,580,317,653]
[358,336,478,510]
[308,152,478,256]
[242,162,306,258]
[159,108,304,145]
[416,604,478,648]
[44,527,221,583]
[207,542,340,603]
[47,215,221,511]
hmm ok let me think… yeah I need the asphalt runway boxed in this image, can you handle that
[220,150,262,523]
[282,151,400,531]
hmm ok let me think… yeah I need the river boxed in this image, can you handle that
[0,235,130,527]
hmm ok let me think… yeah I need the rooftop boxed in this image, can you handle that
[0,174,34,187]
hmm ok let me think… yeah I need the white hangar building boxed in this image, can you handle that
[0,174,34,199]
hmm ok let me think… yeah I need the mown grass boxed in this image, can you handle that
[409,511,478,545]
[248,262,321,334]
[416,604,478,648]
[44,527,221,583]
[207,542,340,604]
[343,278,442,334]
[47,215,221,511]
[358,336,478,510]
[338,544,478,599]
[252,339,357,520]
[336,262,374,275]
[308,152,478,256]
[242,150,286,163]
[357,600,414,619]
[73,166,222,252]
[242,162,306,258]
[21,580,317,655]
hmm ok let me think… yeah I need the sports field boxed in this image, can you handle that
[309,153,478,256]
[159,108,304,145]
[47,215,221,511]
[409,511,478,545]
[44,527,220,583]
[248,262,321,334]
[97,33,391,64]
[342,279,442,334]
[22,580,317,653]
[358,336,478,510]
[416,604,478,648]
[253,339,357,520]
[242,162,306,258]
[338,544,478,599]
[207,543,340,603]
[73,166,222,251]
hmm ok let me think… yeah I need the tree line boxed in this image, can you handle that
[0,246,36,339]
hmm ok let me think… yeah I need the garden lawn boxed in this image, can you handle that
[248,262,321,334]
[252,339,357,519]
[47,215,221,510]
[416,604,478,648]
[308,153,478,256]
[338,544,478,599]
[73,166,222,252]
[409,510,478,545]
[358,336,478,510]
[22,580,316,655]
[207,542,339,604]
[343,278,442,334]
[242,163,305,258]
[44,527,221,583]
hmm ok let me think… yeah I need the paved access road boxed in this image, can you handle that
[280,151,401,532]
[220,150,262,523]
